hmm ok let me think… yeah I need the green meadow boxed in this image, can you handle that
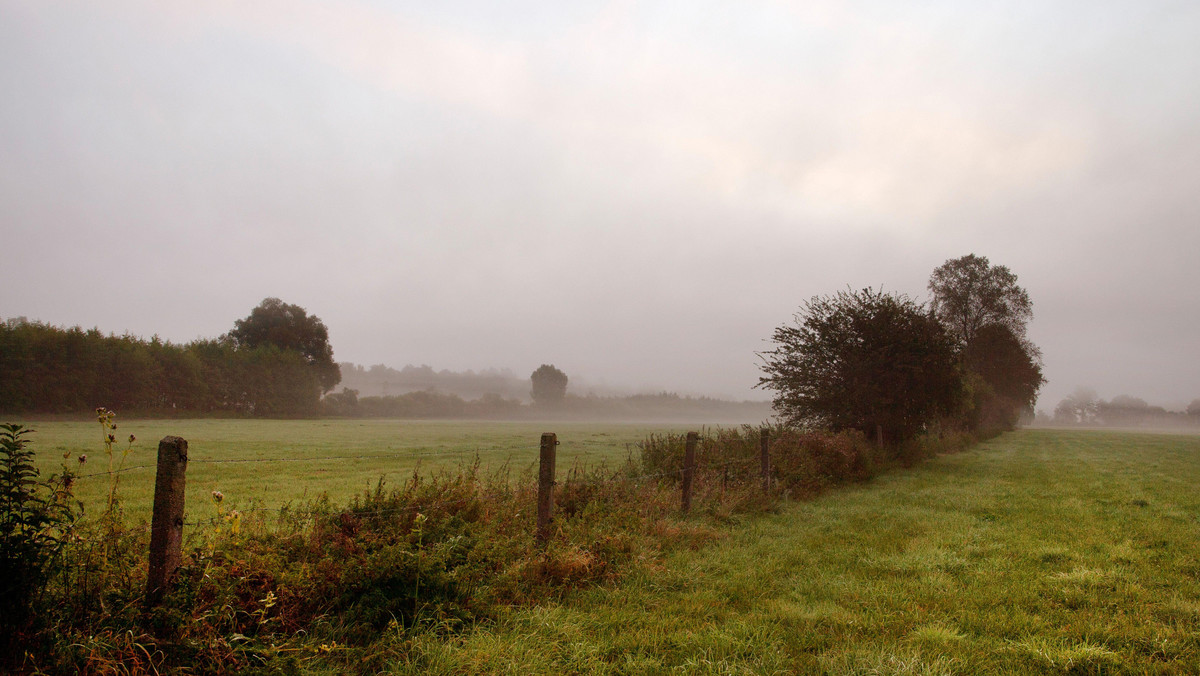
[392,428,1200,674]
[21,420,1200,673]
[29,419,686,524]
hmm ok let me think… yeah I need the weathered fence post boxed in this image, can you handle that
[146,436,187,610]
[876,424,884,447]
[681,431,698,513]
[760,427,770,493]
[536,432,557,545]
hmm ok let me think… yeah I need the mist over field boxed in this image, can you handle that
[2,2,1199,413]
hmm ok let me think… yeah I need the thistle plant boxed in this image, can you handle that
[209,489,243,538]
[211,489,225,529]
[95,407,135,516]
[412,512,427,615]
[93,407,136,570]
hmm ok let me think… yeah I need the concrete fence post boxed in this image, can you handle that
[681,431,698,513]
[146,436,187,610]
[536,432,557,545]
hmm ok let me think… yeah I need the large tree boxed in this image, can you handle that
[960,323,1044,431]
[757,288,961,444]
[1054,387,1100,425]
[928,254,1032,347]
[227,298,341,393]
[530,364,568,406]
[928,255,1043,432]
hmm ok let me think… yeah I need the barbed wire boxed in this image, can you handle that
[67,437,775,529]
[180,458,765,527]
[68,445,543,480]
[74,464,155,479]
[72,449,765,487]
[183,492,501,526]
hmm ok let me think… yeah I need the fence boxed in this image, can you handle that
[75,428,775,610]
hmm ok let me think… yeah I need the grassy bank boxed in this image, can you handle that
[389,429,1200,674]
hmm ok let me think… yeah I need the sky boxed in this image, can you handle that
[2,0,1198,411]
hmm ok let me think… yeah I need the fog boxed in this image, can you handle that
[2,1,1199,412]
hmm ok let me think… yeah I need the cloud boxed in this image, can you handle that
[3,0,1199,405]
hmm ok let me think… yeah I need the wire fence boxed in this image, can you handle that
[68,428,781,610]
[73,433,773,533]
[71,444,547,480]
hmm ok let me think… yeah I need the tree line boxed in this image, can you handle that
[758,254,1045,443]
[337,363,530,401]
[0,299,340,417]
[1048,389,1200,427]
[3,256,1046,430]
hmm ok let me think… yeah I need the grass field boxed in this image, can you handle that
[25,418,688,523]
[20,421,1200,673]
[386,428,1200,674]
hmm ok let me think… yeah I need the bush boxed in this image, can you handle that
[758,287,962,444]
[0,424,79,664]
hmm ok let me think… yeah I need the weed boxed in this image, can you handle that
[0,424,79,665]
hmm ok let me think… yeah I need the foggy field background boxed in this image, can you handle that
[5,2,1200,670]
[3,2,1200,411]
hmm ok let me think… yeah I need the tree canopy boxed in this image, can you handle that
[928,254,1032,347]
[960,323,1044,430]
[757,288,961,443]
[227,298,341,393]
[927,255,1043,433]
[0,318,329,416]
[530,364,568,406]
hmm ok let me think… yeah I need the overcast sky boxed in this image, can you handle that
[2,0,1198,410]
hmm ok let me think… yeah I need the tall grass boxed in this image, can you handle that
[392,429,1200,674]
[10,419,974,673]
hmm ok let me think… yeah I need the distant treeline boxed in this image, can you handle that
[1041,390,1200,428]
[338,363,530,401]
[322,388,773,422]
[0,318,771,422]
[0,318,330,416]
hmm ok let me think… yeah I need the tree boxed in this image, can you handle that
[1189,399,1200,417]
[227,298,341,393]
[757,288,961,444]
[960,323,1045,431]
[530,364,568,406]
[1054,388,1099,425]
[928,254,1033,347]
[928,255,1043,432]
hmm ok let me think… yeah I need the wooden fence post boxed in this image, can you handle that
[760,428,770,492]
[876,424,884,447]
[536,432,557,545]
[146,436,187,610]
[681,431,698,513]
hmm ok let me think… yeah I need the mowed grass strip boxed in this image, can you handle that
[391,429,1200,675]
[28,419,685,523]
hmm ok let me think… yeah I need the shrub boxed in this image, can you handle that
[0,424,79,664]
